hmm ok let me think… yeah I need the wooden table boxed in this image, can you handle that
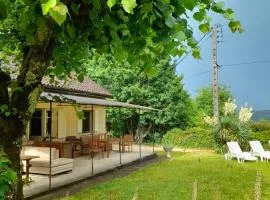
[21,155,39,182]
[34,141,73,158]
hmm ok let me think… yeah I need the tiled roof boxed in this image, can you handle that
[42,76,111,98]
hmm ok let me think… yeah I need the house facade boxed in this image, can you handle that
[26,77,111,141]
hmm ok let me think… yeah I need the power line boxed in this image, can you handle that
[184,59,270,80]
[176,33,211,66]
[185,69,211,79]
[221,60,270,67]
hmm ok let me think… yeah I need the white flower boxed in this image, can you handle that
[239,105,253,123]
[204,115,218,126]
[224,98,237,115]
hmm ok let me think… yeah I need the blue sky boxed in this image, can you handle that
[176,0,270,110]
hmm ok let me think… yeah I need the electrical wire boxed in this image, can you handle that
[221,60,270,67]
[184,69,211,79]
[176,33,211,66]
[184,59,270,80]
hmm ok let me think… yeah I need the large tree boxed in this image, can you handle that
[195,85,233,117]
[0,0,241,199]
[86,52,195,139]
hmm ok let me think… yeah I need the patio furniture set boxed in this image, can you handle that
[225,140,270,163]
[21,133,133,182]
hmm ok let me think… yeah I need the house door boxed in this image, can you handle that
[30,110,42,137]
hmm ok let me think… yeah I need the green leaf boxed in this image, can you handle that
[0,0,7,20]
[175,31,186,42]
[49,2,68,26]
[229,20,243,33]
[77,74,84,82]
[193,10,205,22]
[54,64,65,75]
[199,22,210,33]
[107,0,116,9]
[146,67,158,79]
[93,0,101,11]
[183,0,197,11]
[66,24,75,38]
[192,48,201,59]
[223,8,235,20]
[162,0,170,4]
[140,3,152,15]
[211,1,225,13]
[165,15,176,28]
[76,110,84,119]
[4,112,11,117]
[121,0,137,14]
[41,0,57,15]
[71,3,80,15]
[216,1,225,9]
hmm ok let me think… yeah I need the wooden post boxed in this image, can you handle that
[212,26,219,121]
[91,104,94,175]
[49,100,52,189]
[119,108,122,165]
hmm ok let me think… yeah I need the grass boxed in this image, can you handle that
[60,152,270,200]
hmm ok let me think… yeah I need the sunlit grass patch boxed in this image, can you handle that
[60,152,270,200]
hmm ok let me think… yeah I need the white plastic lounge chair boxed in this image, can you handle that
[249,140,270,162]
[226,141,257,163]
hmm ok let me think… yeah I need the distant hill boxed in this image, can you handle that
[252,110,270,121]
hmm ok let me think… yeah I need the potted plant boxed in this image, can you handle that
[161,137,174,158]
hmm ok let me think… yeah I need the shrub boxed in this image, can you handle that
[205,99,253,152]
[0,153,17,199]
[162,127,214,148]
[250,120,270,132]
[250,121,270,144]
[214,116,252,152]
[251,131,270,143]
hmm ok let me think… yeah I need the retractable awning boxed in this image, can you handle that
[40,92,159,111]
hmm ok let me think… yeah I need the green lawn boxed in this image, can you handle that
[61,152,270,200]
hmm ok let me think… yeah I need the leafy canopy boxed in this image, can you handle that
[195,85,233,117]
[0,0,242,80]
[85,51,195,136]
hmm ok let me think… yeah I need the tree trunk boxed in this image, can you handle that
[0,19,53,200]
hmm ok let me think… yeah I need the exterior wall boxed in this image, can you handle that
[27,102,106,139]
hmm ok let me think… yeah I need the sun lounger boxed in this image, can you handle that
[226,141,257,163]
[249,140,270,162]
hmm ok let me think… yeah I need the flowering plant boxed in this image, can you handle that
[204,115,218,126]
[224,98,237,115]
[239,103,253,123]
[203,99,253,152]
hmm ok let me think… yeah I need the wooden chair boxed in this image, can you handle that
[88,136,104,159]
[99,134,113,157]
[65,136,82,158]
[80,134,92,155]
[119,134,133,152]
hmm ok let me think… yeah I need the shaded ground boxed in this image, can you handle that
[24,144,155,198]
[30,155,164,200]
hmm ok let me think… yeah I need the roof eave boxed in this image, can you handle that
[43,85,112,99]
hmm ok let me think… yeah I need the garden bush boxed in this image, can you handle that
[204,99,253,152]
[251,131,270,143]
[250,120,270,132]
[250,120,270,144]
[162,127,214,148]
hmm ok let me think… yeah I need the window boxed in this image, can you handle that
[30,110,42,136]
[82,111,93,133]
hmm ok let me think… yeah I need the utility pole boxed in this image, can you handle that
[212,25,219,121]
